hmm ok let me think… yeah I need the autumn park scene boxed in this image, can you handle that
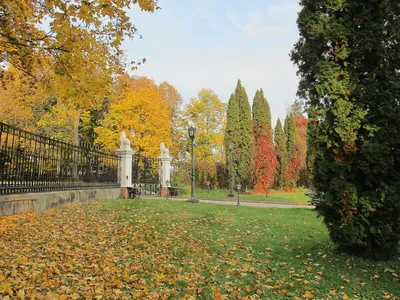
[0,0,400,299]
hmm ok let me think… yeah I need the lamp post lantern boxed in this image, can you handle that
[187,126,199,203]
[237,183,241,206]
[266,183,270,200]
[207,181,211,198]
[227,141,234,197]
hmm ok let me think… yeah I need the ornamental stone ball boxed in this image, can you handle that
[119,131,131,150]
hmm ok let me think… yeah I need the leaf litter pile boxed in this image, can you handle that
[0,199,399,299]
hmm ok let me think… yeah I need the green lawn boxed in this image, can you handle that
[1,199,398,299]
[192,187,311,205]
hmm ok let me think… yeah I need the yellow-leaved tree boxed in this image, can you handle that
[1,0,160,144]
[183,89,227,163]
[1,0,159,74]
[95,77,171,157]
[0,64,55,130]
[37,65,113,144]
[158,81,185,159]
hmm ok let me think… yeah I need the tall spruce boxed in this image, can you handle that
[284,114,297,154]
[283,114,299,189]
[252,89,271,140]
[224,93,240,187]
[234,80,254,189]
[252,89,276,192]
[291,0,400,258]
[259,89,272,138]
[274,118,286,189]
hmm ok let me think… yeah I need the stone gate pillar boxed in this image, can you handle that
[115,132,134,198]
[158,142,171,197]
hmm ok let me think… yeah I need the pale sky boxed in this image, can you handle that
[124,0,301,126]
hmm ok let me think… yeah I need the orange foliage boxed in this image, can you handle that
[253,130,277,193]
[295,117,308,169]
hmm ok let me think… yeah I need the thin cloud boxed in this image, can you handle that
[243,15,289,39]
[226,2,299,40]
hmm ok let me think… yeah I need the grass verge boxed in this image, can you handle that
[192,187,311,205]
[0,199,398,299]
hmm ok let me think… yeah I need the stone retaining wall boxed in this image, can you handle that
[0,188,122,216]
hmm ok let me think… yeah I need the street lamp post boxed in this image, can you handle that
[237,183,241,206]
[227,141,234,197]
[207,181,211,198]
[187,126,199,203]
[266,183,269,200]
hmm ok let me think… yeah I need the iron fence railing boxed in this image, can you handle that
[0,122,119,195]
[170,160,183,187]
[131,154,160,195]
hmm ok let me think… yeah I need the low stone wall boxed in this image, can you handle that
[0,188,122,216]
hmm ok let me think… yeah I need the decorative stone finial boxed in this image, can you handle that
[119,132,131,150]
[160,142,170,157]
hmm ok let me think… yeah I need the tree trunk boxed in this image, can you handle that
[71,109,82,179]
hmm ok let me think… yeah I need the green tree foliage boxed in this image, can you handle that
[291,0,400,258]
[224,93,240,182]
[274,118,286,189]
[284,114,297,155]
[252,90,268,140]
[235,80,254,189]
[282,114,300,190]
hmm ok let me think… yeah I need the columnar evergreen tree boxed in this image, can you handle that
[274,118,286,189]
[252,89,276,192]
[252,90,266,139]
[235,80,254,189]
[224,93,240,186]
[284,114,297,155]
[282,114,299,190]
[291,0,400,258]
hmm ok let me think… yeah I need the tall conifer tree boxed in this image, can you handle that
[284,114,297,154]
[274,118,286,189]
[252,90,265,139]
[235,80,254,188]
[291,0,400,258]
[224,93,240,185]
[282,114,299,189]
[259,89,272,138]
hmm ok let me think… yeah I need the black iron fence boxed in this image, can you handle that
[0,122,119,195]
[131,154,160,195]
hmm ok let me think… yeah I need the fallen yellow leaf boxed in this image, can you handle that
[302,291,314,299]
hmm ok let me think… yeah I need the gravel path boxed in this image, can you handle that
[142,196,313,209]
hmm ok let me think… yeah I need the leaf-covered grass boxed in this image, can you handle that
[194,187,311,205]
[1,199,399,299]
